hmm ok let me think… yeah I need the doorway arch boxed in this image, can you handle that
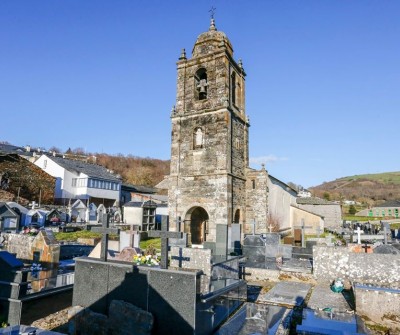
[185,207,209,245]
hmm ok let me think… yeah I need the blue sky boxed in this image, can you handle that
[1,1,399,188]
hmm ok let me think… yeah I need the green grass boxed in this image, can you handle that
[342,171,400,184]
[54,230,118,241]
[140,238,161,252]
[343,216,381,221]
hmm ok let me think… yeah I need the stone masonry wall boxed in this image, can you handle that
[313,246,400,288]
[2,233,35,261]
[355,286,400,331]
[245,169,268,234]
[297,203,342,228]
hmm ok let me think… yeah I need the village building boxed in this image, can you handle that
[34,154,122,208]
[296,196,342,228]
[356,199,400,218]
[156,19,325,246]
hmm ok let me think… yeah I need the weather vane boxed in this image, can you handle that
[209,6,216,19]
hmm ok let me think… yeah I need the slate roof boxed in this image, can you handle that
[296,197,337,205]
[49,156,121,182]
[0,143,25,154]
[376,200,400,208]
[0,202,18,218]
[122,183,157,194]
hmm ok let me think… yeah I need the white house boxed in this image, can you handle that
[34,154,122,208]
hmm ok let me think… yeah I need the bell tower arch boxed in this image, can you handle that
[168,19,250,247]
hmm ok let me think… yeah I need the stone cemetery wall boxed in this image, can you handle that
[354,284,400,331]
[170,247,212,276]
[313,246,400,288]
[2,233,35,261]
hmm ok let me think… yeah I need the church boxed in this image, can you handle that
[157,18,327,249]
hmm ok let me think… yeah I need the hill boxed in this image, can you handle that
[94,153,170,187]
[310,171,400,205]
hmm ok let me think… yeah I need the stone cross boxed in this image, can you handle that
[92,213,120,262]
[250,219,256,235]
[268,223,274,233]
[294,219,312,248]
[383,223,389,245]
[123,224,139,248]
[354,226,362,245]
[148,216,183,269]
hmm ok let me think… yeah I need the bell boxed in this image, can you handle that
[199,86,206,93]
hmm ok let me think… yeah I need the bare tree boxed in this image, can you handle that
[267,212,282,232]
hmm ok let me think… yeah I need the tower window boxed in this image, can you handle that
[195,68,208,100]
[252,180,256,189]
[231,72,236,105]
[193,127,204,149]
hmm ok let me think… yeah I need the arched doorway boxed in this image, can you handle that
[185,207,209,245]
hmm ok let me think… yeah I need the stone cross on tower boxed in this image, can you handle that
[148,216,183,269]
[294,219,312,248]
[92,213,120,262]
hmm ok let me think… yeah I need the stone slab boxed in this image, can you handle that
[281,258,312,274]
[307,285,353,313]
[258,281,312,307]
[216,224,228,256]
[215,302,291,335]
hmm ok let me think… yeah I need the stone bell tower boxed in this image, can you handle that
[167,18,250,249]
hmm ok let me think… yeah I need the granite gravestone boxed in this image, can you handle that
[242,235,265,263]
[264,233,280,258]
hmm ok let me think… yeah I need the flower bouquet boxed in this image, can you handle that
[133,254,160,267]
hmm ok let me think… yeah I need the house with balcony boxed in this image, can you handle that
[34,154,122,208]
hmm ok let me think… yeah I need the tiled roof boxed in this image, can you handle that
[296,197,337,205]
[49,156,121,182]
[0,143,25,154]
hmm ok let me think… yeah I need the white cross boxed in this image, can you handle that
[354,226,362,245]
[268,223,274,233]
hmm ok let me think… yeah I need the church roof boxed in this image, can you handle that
[296,197,337,206]
[192,19,233,57]
[375,200,400,208]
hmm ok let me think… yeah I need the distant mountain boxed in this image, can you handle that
[309,172,400,205]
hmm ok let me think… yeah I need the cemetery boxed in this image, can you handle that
[1,11,400,335]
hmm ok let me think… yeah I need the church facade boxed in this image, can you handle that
[158,19,326,247]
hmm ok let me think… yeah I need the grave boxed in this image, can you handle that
[296,308,368,335]
[70,215,246,334]
[257,281,312,307]
[215,302,291,335]
[307,285,353,313]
